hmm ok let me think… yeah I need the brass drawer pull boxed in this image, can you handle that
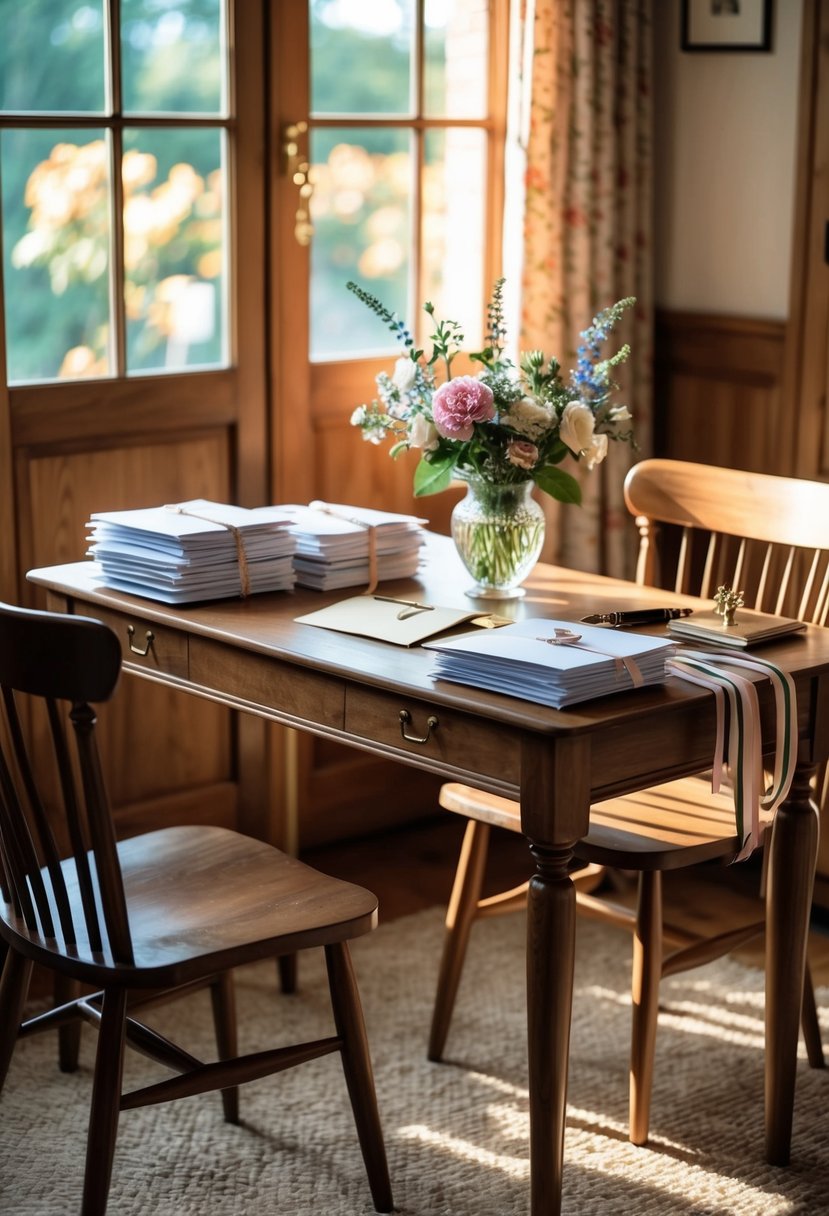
[399,709,438,745]
[126,625,155,657]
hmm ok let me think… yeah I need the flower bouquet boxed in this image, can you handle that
[349,279,636,596]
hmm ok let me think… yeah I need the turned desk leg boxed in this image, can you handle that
[526,843,576,1216]
[765,761,819,1165]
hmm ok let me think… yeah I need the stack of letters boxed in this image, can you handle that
[424,618,676,708]
[254,501,427,591]
[86,499,297,603]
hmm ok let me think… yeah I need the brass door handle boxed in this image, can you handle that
[126,625,155,657]
[399,709,439,745]
[282,120,313,247]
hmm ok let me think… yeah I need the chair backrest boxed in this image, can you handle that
[624,459,829,626]
[0,603,134,964]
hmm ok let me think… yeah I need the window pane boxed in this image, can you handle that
[310,0,413,116]
[424,0,489,118]
[123,127,225,373]
[421,129,485,348]
[309,128,411,360]
[121,0,225,115]
[0,1,106,114]
[2,129,112,383]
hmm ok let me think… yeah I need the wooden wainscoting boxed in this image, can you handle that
[18,430,240,844]
[654,310,787,474]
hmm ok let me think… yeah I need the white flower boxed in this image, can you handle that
[392,356,417,392]
[504,395,556,440]
[409,413,439,452]
[608,404,632,423]
[583,433,608,469]
[350,405,368,426]
[559,402,596,456]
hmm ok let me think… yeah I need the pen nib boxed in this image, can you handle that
[580,613,606,625]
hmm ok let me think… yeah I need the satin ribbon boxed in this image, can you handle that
[165,504,251,597]
[309,500,379,594]
[668,650,797,861]
[537,627,645,687]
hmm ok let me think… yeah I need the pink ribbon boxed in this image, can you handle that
[537,627,645,687]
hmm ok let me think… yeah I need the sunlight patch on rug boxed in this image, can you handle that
[0,908,826,1215]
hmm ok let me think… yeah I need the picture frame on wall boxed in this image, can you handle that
[681,0,773,52]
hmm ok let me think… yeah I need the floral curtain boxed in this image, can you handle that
[517,0,653,578]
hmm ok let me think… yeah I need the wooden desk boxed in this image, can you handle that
[28,535,829,1215]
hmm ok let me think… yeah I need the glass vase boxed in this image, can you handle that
[451,474,546,600]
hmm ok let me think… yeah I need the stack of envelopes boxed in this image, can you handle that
[252,501,427,591]
[424,618,676,708]
[86,499,297,603]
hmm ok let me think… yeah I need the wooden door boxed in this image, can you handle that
[780,0,829,893]
[0,2,272,842]
[269,1,510,847]
[783,0,829,482]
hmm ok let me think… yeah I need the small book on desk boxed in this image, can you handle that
[667,607,806,649]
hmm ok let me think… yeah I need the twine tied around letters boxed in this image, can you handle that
[165,503,251,597]
[310,500,379,594]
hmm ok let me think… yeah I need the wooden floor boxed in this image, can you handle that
[306,814,829,988]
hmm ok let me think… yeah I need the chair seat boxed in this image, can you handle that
[1,825,378,987]
[439,776,764,872]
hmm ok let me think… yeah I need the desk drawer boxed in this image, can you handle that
[344,686,520,785]
[87,606,189,680]
[189,637,344,728]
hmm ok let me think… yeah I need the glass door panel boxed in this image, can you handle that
[310,0,414,115]
[309,128,411,359]
[122,126,226,372]
[120,0,227,115]
[424,0,489,118]
[0,1,107,114]
[422,128,486,346]
[1,127,112,383]
[306,0,497,363]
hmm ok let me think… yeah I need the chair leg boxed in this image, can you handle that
[277,952,298,994]
[55,974,83,1072]
[325,941,393,1214]
[800,961,825,1069]
[428,819,491,1062]
[629,871,663,1147]
[0,946,33,1094]
[210,970,240,1123]
[82,986,128,1216]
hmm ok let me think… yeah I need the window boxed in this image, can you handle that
[305,0,499,360]
[0,0,229,384]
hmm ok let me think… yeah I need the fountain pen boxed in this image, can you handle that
[580,607,694,627]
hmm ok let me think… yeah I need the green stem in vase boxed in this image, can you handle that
[451,475,546,598]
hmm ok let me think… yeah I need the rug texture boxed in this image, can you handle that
[1,909,827,1215]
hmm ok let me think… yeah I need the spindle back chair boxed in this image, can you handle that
[0,602,392,1215]
[428,459,827,1146]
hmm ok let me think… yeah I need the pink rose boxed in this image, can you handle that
[507,439,539,470]
[432,376,495,441]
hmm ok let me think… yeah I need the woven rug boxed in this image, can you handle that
[1,909,827,1215]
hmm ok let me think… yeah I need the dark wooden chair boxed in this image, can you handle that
[429,458,828,1145]
[0,601,392,1215]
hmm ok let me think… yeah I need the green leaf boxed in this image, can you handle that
[533,465,582,504]
[544,438,569,464]
[414,454,455,496]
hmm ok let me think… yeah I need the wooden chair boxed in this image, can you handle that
[0,602,392,1215]
[429,458,828,1145]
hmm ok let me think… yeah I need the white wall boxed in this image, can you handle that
[653,0,803,319]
